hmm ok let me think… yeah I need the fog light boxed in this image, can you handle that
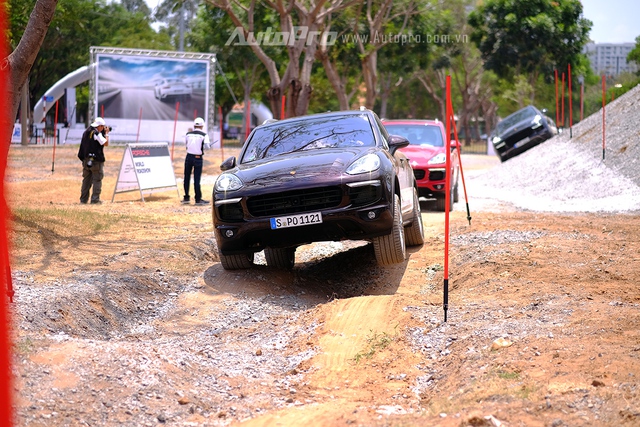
[367,211,376,219]
[435,184,443,190]
[225,229,234,238]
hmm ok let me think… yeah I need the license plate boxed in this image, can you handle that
[515,136,530,148]
[270,212,323,229]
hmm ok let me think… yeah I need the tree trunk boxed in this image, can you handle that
[417,70,446,121]
[267,86,283,119]
[3,0,58,150]
[378,73,394,119]
[362,52,378,110]
[295,34,319,116]
[316,49,350,110]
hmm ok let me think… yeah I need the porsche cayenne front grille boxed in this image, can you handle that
[247,186,342,217]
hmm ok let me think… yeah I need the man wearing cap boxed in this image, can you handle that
[77,117,110,204]
[183,117,211,205]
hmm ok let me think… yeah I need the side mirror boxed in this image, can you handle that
[220,156,237,171]
[388,134,410,154]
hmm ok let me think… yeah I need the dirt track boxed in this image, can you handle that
[7,144,640,427]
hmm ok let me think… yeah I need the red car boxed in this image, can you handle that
[382,119,460,211]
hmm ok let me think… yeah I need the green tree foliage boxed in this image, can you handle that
[187,3,280,122]
[8,0,171,115]
[153,0,200,50]
[121,0,151,15]
[468,0,592,85]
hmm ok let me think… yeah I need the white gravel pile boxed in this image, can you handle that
[467,83,640,213]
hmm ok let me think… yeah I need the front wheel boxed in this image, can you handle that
[405,188,424,246]
[435,179,454,212]
[373,195,406,265]
[217,247,254,270]
[264,247,296,270]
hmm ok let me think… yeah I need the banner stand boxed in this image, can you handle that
[112,143,180,202]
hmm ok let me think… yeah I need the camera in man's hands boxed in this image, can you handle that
[86,153,96,167]
[101,126,113,136]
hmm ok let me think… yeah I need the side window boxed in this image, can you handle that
[374,115,390,150]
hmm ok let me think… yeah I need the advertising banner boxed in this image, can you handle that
[112,143,179,202]
[90,48,216,143]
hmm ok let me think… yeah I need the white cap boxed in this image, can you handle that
[194,117,205,127]
[91,117,106,127]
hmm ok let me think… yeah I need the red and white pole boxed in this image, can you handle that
[443,75,452,322]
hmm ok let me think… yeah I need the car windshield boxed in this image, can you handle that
[384,124,443,147]
[241,114,376,163]
[495,106,537,134]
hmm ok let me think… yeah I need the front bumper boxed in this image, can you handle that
[214,203,394,255]
[213,179,396,255]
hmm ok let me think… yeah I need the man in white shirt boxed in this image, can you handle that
[183,117,211,205]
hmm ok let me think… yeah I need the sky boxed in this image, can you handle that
[580,0,640,43]
[143,0,640,45]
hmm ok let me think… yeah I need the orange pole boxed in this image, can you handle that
[554,70,559,127]
[450,104,471,226]
[219,105,225,161]
[0,3,15,423]
[561,72,565,128]
[443,75,452,322]
[51,101,59,171]
[568,64,572,137]
[245,99,252,143]
[281,95,286,120]
[580,81,584,121]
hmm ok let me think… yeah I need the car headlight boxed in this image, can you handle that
[428,153,446,165]
[492,136,502,144]
[531,114,542,129]
[215,173,244,192]
[346,153,380,175]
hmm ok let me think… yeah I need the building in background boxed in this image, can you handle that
[584,42,638,76]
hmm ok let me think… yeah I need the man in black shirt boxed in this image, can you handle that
[77,117,110,204]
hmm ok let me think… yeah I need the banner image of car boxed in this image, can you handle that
[96,54,207,121]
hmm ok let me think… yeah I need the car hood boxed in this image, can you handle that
[234,148,373,187]
[398,145,442,166]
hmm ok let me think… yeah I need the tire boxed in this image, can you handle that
[435,189,454,212]
[405,188,424,246]
[218,247,254,270]
[453,169,460,203]
[264,247,296,270]
[373,195,406,265]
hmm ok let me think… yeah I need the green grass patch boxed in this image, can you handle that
[496,369,520,380]
[353,328,397,364]
[10,207,149,245]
